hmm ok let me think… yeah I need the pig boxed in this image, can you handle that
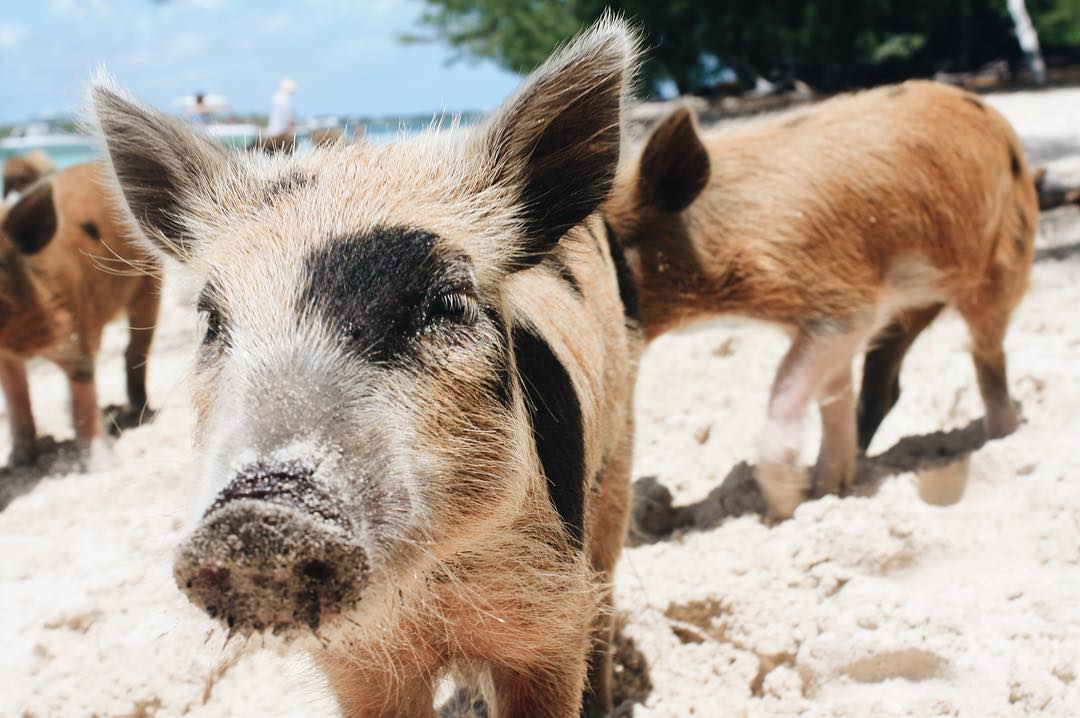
[0,162,161,465]
[92,18,642,718]
[2,150,55,197]
[603,81,1037,518]
[1032,166,1080,210]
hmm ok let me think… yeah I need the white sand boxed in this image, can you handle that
[3,88,1080,717]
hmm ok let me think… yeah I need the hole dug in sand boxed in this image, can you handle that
[858,418,986,507]
[839,648,948,684]
[915,455,970,506]
[663,598,797,698]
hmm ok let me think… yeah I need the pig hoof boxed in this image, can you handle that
[984,405,1020,440]
[756,461,807,519]
[7,436,57,468]
[80,436,114,471]
[103,404,157,436]
[8,444,38,467]
[812,461,857,499]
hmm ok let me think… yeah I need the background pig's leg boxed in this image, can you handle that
[960,297,1021,439]
[0,354,37,465]
[106,276,160,434]
[813,365,857,497]
[857,303,944,450]
[68,369,100,450]
[582,430,633,716]
[756,326,867,518]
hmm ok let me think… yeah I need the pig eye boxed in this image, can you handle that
[197,289,225,346]
[426,291,479,326]
[202,308,223,344]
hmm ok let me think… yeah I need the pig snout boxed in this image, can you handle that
[174,461,369,634]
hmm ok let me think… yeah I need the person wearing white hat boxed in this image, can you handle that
[266,77,298,137]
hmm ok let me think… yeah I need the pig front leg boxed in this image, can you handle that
[814,365,858,497]
[320,648,439,718]
[105,276,159,435]
[582,429,633,716]
[0,353,37,465]
[66,362,102,453]
[490,654,589,718]
[756,325,867,518]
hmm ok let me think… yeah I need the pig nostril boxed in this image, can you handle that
[195,567,232,593]
[299,559,334,583]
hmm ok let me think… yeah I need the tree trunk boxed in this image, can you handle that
[1007,0,1047,85]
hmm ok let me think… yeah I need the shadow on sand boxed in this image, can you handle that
[630,418,989,546]
[1035,240,1080,261]
[0,437,90,512]
[0,405,157,512]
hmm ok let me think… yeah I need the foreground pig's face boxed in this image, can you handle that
[174,216,518,633]
[91,21,633,635]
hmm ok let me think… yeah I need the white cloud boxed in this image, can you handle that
[306,0,399,14]
[48,0,109,20]
[0,22,28,50]
[261,12,291,33]
[165,31,209,63]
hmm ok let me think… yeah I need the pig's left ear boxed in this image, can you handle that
[479,17,638,270]
[637,105,710,213]
[90,80,228,263]
[2,181,57,255]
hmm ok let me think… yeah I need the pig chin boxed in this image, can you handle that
[173,460,371,636]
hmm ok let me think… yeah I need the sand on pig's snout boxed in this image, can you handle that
[175,495,369,635]
[3,88,1080,717]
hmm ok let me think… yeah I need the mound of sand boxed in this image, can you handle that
[3,88,1080,717]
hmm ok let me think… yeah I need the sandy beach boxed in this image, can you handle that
[3,87,1080,717]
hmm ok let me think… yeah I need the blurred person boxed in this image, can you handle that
[266,78,298,137]
[184,92,213,126]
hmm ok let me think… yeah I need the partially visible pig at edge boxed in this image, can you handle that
[0,161,161,466]
[2,150,55,198]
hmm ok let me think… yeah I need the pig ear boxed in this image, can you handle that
[480,17,638,270]
[3,151,53,198]
[637,106,710,213]
[90,81,228,262]
[2,181,57,255]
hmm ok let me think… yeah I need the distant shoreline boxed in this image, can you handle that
[0,112,486,169]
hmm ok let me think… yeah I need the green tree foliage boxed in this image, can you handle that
[1032,0,1080,47]
[411,0,1072,94]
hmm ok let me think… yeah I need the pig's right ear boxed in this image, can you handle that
[91,82,227,262]
[636,105,710,213]
[478,17,639,270]
[2,181,57,255]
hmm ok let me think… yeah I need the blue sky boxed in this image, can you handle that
[0,0,525,123]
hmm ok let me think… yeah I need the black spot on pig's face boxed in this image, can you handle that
[299,226,488,364]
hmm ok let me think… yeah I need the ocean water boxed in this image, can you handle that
[0,144,99,170]
[0,124,421,171]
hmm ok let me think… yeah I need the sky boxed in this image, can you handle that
[0,0,525,123]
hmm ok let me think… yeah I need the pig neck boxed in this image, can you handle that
[623,213,751,339]
[0,253,57,354]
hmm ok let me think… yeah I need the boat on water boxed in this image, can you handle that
[200,122,260,148]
